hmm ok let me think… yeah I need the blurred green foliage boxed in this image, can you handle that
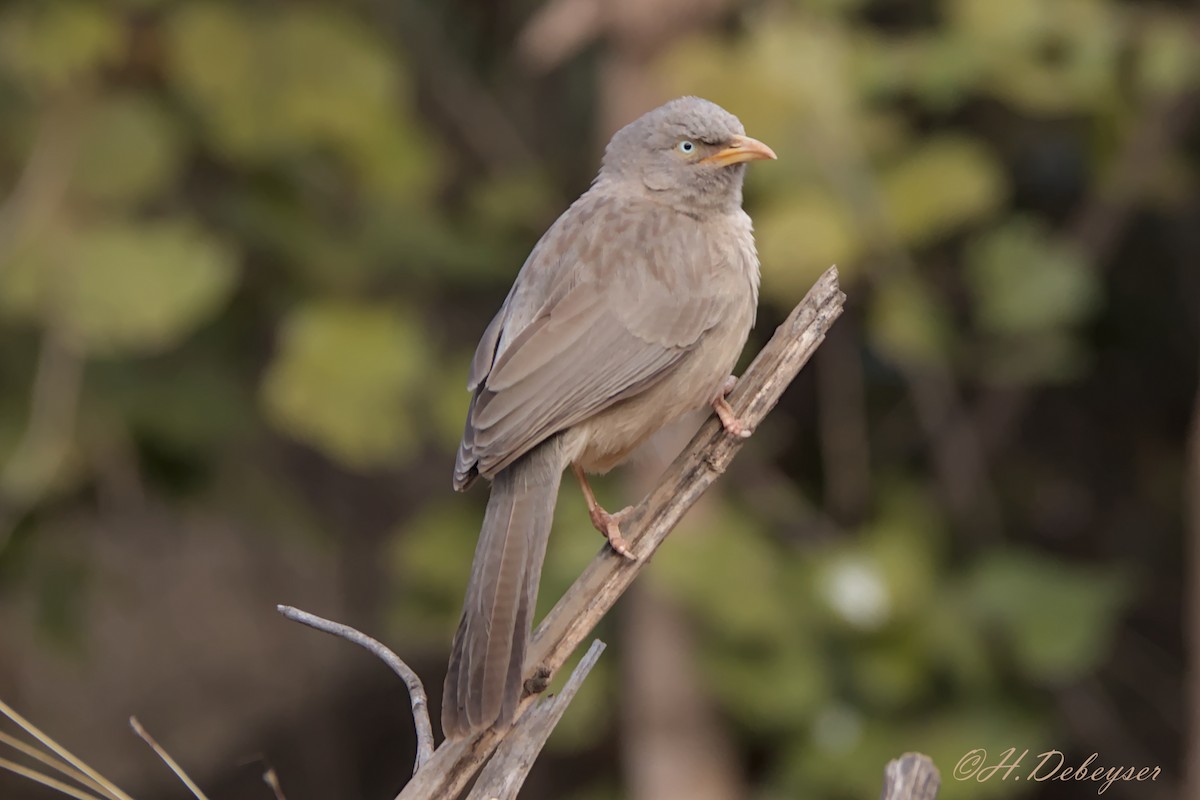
[261,301,428,467]
[0,0,1193,798]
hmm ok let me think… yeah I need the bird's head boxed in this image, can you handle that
[599,96,776,214]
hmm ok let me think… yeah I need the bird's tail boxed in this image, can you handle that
[441,438,564,740]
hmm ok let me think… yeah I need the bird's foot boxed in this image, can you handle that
[588,504,638,560]
[713,377,753,438]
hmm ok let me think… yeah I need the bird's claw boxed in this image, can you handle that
[589,505,638,560]
[713,394,753,439]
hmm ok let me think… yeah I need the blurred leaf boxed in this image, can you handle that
[881,136,1006,246]
[1136,11,1200,99]
[850,636,929,710]
[91,357,251,453]
[805,0,872,15]
[655,506,798,644]
[430,352,474,453]
[167,2,410,161]
[270,10,400,146]
[376,213,534,285]
[973,330,1092,386]
[813,488,941,636]
[69,220,238,356]
[0,3,122,90]
[756,188,863,302]
[164,2,262,157]
[261,301,427,469]
[853,33,983,111]
[946,0,1043,49]
[73,92,186,206]
[221,189,382,292]
[653,505,831,729]
[948,0,1120,114]
[867,272,953,366]
[920,592,999,694]
[705,631,830,733]
[0,239,43,320]
[0,218,239,356]
[967,218,1100,336]
[352,115,442,206]
[388,500,482,637]
[860,482,944,621]
[468,170,556,234]
[966,550,1127,682]
[0,418,87,507]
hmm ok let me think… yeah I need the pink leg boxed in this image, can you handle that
[712,375,753,438]
[572,464,638,560]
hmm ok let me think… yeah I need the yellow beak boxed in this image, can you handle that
[699,134,778,168]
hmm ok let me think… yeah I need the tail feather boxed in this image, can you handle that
[442,438,563,739]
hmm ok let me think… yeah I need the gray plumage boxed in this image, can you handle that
[442,96,774,740]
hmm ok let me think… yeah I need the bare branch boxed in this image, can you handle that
[0,698,132,800]
[0,756,105,800]
[129,717,211,800]
[879,753,940,800]
[276,604,435,774]
[466,640,607,800]
[263,767,288,800]
[398,265,845,799]
[0,730,112,798]
[0,92,84,270]
[0,330,84,551]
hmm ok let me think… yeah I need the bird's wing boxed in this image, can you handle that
[455,193,732,484]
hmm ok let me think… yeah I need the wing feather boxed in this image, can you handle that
[456,190,733,481]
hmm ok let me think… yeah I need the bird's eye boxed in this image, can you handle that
[678,140,695,154]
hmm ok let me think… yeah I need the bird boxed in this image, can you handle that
[442,96,776,740]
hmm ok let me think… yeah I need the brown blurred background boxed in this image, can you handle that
[0,0,1196,798]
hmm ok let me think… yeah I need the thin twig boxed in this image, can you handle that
[0,756,105,800]
[129,717,210,800]
[397,265,845,799]
[0,698,132,800]
[276,604,435,774]
[263,767,288,800]
[465,640,606,800]
[0,329,84,552]
[0,92,84,271]
[0,730,113,799]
